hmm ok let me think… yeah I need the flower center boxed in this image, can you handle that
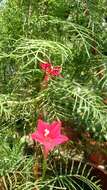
[44,128,50,137]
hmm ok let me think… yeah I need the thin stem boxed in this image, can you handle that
[42,157,47,180]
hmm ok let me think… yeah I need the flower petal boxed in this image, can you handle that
[40,62,51,71]
[43,141,55,157]
[52,135,69,146]
[51,66,62,76]
[31,131,44,143]
[43,134,69,156]
[50,121,61,138]
[37,119,50,134]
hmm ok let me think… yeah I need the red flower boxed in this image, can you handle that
[40,62,62,81]
[40,62,51,71]
[31,119,69,157]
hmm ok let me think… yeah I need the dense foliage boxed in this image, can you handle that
[0,0,107,189]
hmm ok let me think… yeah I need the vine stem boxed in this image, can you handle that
[42,157,47,180]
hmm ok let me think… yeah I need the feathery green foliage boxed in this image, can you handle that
[0,0,107,189]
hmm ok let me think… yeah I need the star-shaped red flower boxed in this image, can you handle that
[40,62,62,81]
[31,119,69,157]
